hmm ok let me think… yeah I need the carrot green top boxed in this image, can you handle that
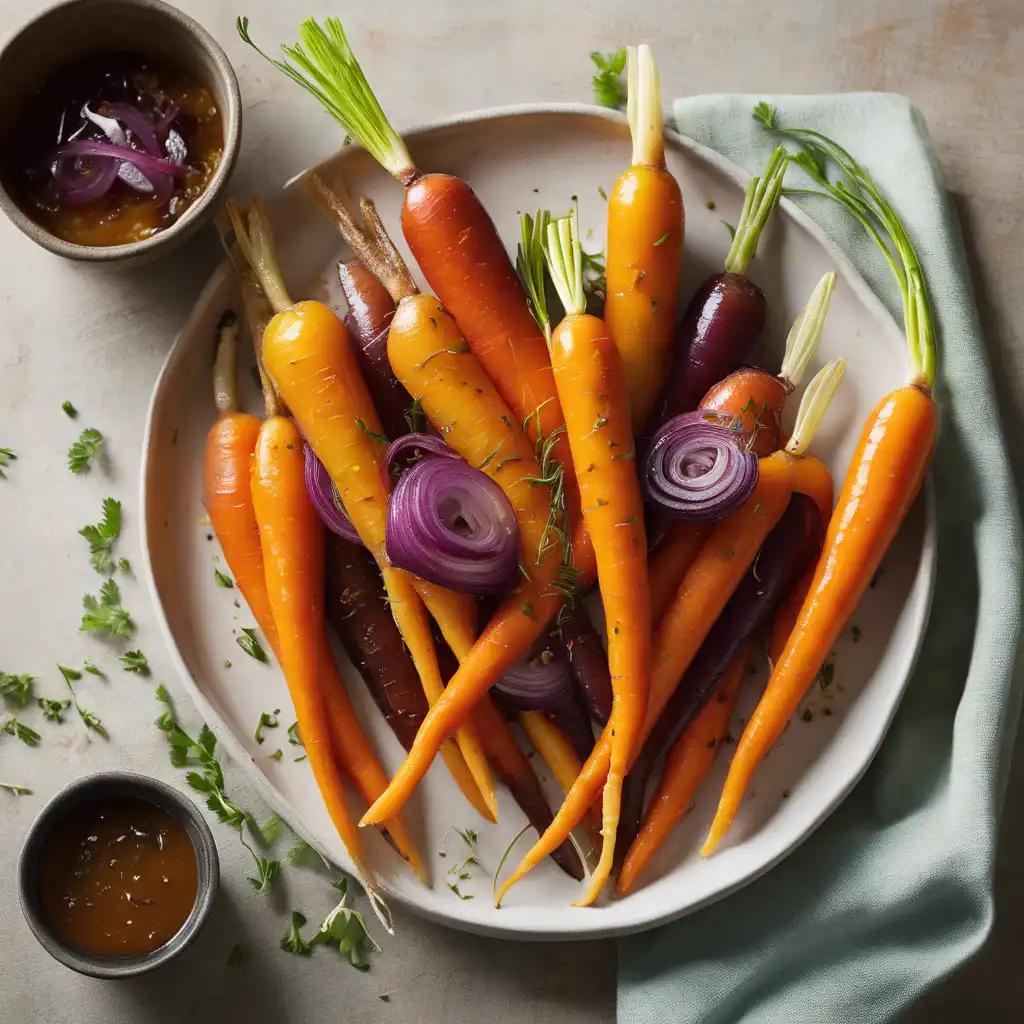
[237,16,417,183]
[754,103,937,393]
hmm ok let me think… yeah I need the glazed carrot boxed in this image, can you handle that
[647,522,712,626]
[229,200,496,823]
[617,646,751,894]
[704,110,938,852]
[202,311,268,626]
[605,45,684,431]
[250,414,373,886]
[240,15,595,582]
[539,208,650,905]
[495,362,845,902]
[700,271,836,456]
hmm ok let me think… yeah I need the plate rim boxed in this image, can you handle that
[140,101,937,940]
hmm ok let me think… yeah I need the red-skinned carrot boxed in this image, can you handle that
[494,359,844,903]
[228,200,496,824]
[539,207,651,905]
[617,646,751,894]
[605,45,684,431]
[238,15,596,584]
[702,109,939,854]
[700,271,836,456]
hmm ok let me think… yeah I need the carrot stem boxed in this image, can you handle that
[723,147,787,276]
[626,44,664,169]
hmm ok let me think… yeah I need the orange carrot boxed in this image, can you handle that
[250,414,372,883]
[539,208,651,904]
[648,522,712,626]
[228,200,495,823]
[495,360,845,902]
[703,108,939,855]
[605,45,684,431]
[617,645,751,894]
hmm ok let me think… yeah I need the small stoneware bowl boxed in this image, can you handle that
[18,771,220,978]
[0,0,241,264]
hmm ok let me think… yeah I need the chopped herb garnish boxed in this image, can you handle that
[226,944,248,968]
[1,716,41,747]
[68,427,104,474]
[590,47,627,109]
[315,878,380,970]
[478,439,504,470]
[0,448,17,479]
[118,557,132,574]
[83,661,106,678]
[706,199,717,210]
[287,838,313,865]
[801,708,814,722]
[214,569,234,588]
[61,667,108,738]
[496,455,522,471]
[79,497,122,574]
[81,578,134,638]
[454,827,478,848]
[236,628,268,663]
[355,417,389,445]
[404,396,426,434]
[653,231,670,246]
[57,665,81,683]
[816,659,835,690]
[718,550,734,561]
[851,625,862,642]
[119,650,150,676]
[0,782,31,795]
[287,721,303,747]
[610,450,635,461]
[38,697,71,723]
[255,710,280,744]
[62,400,78,418]
[447,880,474,901]
[0,672,35,707]
[521,601,536,619]
[721,220,737,241]
[267,748,283,761]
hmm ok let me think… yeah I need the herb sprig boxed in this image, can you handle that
[0,448,16,479]
[81,579,135,638]
[0,672,35,707]
[68,428,104,474]
[80,497,122,574]
[590,48,627,109]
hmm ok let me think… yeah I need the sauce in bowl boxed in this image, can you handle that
[6,51,222,247]
[36,796,199,958]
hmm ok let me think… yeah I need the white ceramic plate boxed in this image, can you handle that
[141,104,936,940]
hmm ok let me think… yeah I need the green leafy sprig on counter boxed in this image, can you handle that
[119,650,150,676]
[59,665,108,738]
[590,48,627,109]
[0,448,16,479]
[281,879,379,969]
[68,428,104,474]
[80,497,122,574]
[0,672,35,707]
[81,579,135,638]
[155,685,280,892]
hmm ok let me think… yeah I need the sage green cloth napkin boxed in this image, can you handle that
[618,94,1023,1024]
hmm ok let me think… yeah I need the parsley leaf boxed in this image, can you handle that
[281,911,315,955]
[83,661,106,678]
[245,850,281,892]
[68,427,104,474]
[80,497,122,574]
[38,697,71,723]
[62,400,78,418]
[81,579,135,638]
[214,569,234,588]
[260,812,284,843]
[0,672,35,707]
[118,557,132,574]
[287,721,303,747]
[0,448,17,479]
[236,628,267,663]
[255,710,280,744]
[287,839,313,865]
[119,649,150,675]
[314,878,380,970]
[2,716,41,747]
[590,48,627,109]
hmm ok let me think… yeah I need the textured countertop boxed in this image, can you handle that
[1,1,1021,1021]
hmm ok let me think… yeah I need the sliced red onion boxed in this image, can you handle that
[644,410,759,521]
[100,102,161,155]
[304,444,363,546]
[496,644,576,711]
[386,456,518,595]
[52,154,119,205]
[381,431,458,488]
[56,140,188,180]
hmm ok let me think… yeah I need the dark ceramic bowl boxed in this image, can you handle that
[0,0,241,264]
[17,771,220,978]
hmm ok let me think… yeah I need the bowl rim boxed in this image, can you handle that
[17,769,220,978]
[0,0,241,263]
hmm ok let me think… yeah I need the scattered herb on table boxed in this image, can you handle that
[68,427,104,474]
[0,448,17,479]
[118,557,132,574]
[236,627,268,663]
[214,569,234,588]
[38,697,71,723]
[154,685,279,891]
[590,47,627,109]
[119,649,150,676]
[267,748,283,761]
[0,782,31,795]
[287,838,313,865]
[315,879,380,970]
[260,812,284,843]
[0,672,35,707]
[226,944,248,968]
[62,400,78,418]
[816,658,835,690]
[2,716,41,747]
[83,661,106,678]
[60,665,108,738]
[287,721,303,747]
[281,911,315,955]
[79,497,122,574]
[81,578,135,638]
[851,625,862,642]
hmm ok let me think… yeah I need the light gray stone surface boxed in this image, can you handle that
[1,1,1020,1021]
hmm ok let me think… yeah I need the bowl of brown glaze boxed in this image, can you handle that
[0,0,241,264]
[17,771,219,978]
